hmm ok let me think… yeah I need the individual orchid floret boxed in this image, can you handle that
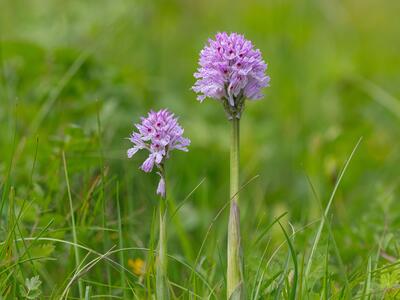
[192,32,270,119]
[156,172,166,198]
[127,109,190,197]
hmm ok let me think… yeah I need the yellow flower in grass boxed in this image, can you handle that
[128,258,145,276]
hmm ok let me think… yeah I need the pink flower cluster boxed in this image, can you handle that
[192,32,270,118]
[127,109,190,197]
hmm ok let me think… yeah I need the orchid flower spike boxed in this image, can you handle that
[127,109,190,198]
[192,32,270,119]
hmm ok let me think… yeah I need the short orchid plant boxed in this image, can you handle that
[127,109,190,299]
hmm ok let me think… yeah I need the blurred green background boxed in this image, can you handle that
[1,0,399,298]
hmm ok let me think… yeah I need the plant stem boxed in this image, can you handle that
[62,151,83,299]
[116,181,126,297]
[156,166,169,300]
[230,118,240,204]
[227,118,244,299]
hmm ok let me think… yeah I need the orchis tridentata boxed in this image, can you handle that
[193,32,270,299]
[192,32,270,119]
[127,109,190,198]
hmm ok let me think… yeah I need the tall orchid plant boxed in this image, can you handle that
[193,32,270,299]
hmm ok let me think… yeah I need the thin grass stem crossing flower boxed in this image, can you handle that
[127,108,190,299]
[193,32,270,300]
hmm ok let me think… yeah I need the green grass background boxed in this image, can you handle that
[1,0,400,298]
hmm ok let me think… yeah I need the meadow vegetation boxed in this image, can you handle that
[1,0,400,298]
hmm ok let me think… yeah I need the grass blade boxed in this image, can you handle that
[278,221,298,300]
[305,137,362,278]
[116,181,127,297]
[62,151,83,298]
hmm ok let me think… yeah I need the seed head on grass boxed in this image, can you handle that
[127,108,190,197]
[192,32,270,119]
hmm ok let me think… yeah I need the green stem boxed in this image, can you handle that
[62,152,83,299]
[227,118,245,299]
[156,167,169,300]
[116,181,126,297]
[230,118,240,204]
